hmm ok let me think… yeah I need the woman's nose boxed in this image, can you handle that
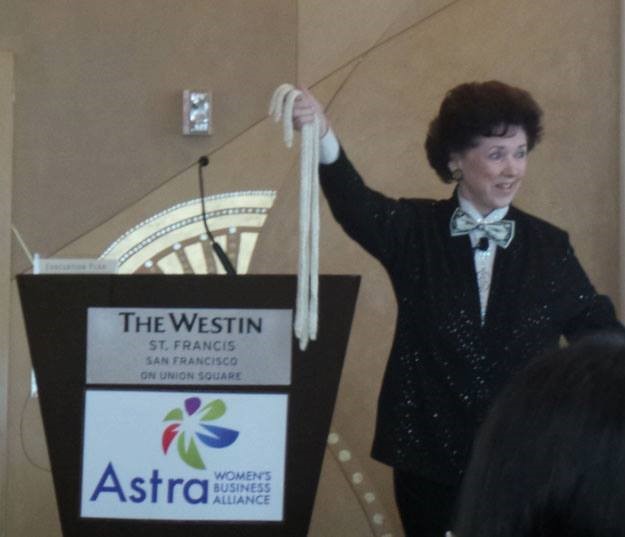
[502,156,518,176]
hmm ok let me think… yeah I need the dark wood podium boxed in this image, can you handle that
[18,274,359,537]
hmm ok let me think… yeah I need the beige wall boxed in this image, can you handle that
[0,51,14,535]
[3,0,297,272]
[1,1,622,536]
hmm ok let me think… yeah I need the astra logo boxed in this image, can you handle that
[162,396,239,469]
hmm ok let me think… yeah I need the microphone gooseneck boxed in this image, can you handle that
[197,156,237,275]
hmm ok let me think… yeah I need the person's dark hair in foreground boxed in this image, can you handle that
[453,333,625,537]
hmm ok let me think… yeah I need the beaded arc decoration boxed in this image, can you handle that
[100,190,276,274]
[326,430,397,537]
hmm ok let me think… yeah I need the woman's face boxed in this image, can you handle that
[451,127,528,216]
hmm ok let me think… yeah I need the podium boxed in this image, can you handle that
[18,274,360,537]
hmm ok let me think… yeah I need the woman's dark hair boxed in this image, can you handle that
[453,333,625,537]
[425,80,543,183]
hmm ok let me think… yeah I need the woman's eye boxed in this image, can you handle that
[488,152,502,160]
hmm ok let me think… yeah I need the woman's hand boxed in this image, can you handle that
[292,88,330,137]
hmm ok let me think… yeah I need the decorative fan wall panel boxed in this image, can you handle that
[101,191,276,275]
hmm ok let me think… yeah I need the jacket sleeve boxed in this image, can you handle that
[319,147,418,270]
[557,237,625,340]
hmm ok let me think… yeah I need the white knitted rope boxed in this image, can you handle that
[308,117,320,339]
[269,84,320,350]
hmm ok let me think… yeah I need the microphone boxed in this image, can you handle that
[475,237,489,252]
[197,156,237,275]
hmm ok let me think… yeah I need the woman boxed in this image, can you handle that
[453,334,625,537]
[292,81,624,537]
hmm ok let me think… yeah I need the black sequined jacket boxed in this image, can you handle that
[320,148,624,485]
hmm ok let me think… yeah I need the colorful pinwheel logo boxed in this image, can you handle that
[162,397,239,469]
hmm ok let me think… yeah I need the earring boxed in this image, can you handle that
[451,168,463,181]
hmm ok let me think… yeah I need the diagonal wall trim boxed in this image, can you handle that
[302,0,462,90]
[11,225,33,267]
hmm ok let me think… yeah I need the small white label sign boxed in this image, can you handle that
[33,254,118,274]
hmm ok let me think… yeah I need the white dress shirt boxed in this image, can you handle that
[456,197,509,322]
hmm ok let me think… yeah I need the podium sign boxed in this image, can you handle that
[81,390,288,521]
[18,274,359,537]
[86,307,293,385]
